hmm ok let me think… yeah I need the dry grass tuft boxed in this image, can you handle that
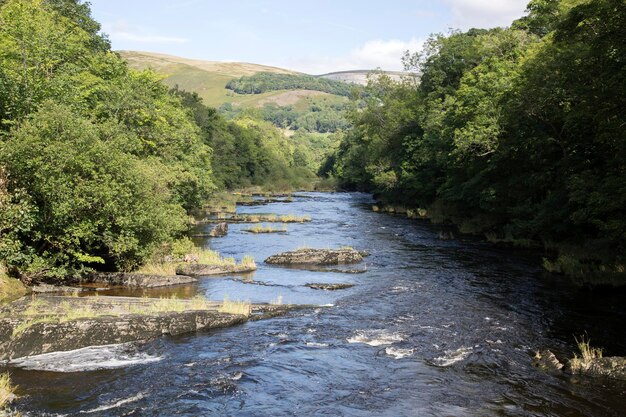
[219,296,251,316]
[0,264,27,304]
[570,335,603,372]
[12,294,219,336]
[241,255,256,269]
[0,373,17,409]
[136,262,177,276]
[279,214,310,223]
[138,247,255,276]
[245,224,287,234]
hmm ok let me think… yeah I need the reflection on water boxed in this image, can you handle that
[5,192,626,416]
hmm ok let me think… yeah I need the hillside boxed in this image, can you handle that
[119,50,334,108]
[119,51,408,107]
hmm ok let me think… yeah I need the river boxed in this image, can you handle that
[6,192,626,416]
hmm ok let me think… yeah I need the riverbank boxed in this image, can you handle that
[370,201,626,288]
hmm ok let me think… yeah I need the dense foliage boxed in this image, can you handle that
[225,72,358,97]
[0,0,316,280]
[0,0,212,278]
[172,89,317,190]
[220,100,351,134]
[324,0,626,283]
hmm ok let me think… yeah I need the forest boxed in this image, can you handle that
[220,100,352,133]
[225,72,358,97]
[322,0,625,283]
[0,0,317,282]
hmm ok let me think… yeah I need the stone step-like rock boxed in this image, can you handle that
[305,283,354,290]
[265,248,369,266]
[86,272,196,288]
[175,263,256,277]
[0,311,244,360]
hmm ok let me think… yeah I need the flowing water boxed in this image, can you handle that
[4,193,626,416]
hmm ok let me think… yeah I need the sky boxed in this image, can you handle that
[89,0,530,74]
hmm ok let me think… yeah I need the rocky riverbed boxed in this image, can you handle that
[0,295,300,361]
[3,192,626,416]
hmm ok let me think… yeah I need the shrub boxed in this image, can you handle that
[0,103,187,277]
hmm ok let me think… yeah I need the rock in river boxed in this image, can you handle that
[88,272,196,288]
[209,222,229,237]
[533,349,564,372]
[306,283,354,290]
[0,296,300,360]
[176,263,256,277]
[265,248,368,266]
[0,309,245,360]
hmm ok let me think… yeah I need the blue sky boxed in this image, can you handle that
[89,0,530,74]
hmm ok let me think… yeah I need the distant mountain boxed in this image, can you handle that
[318,70,406,85]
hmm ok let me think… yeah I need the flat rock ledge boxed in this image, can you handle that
[306,283,354,291]
[0,311,244,361]
[0,297,302,361]
[30,283,88,293]
[265,248,369,266]
[87,272,197,288]
[176,263,257,277]
[533,349,626,381]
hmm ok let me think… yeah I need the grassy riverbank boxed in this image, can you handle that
[138,247,255,276]
[0,265,27,305]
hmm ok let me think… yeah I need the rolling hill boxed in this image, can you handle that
[119,51,408,109]
[119,51,343,108]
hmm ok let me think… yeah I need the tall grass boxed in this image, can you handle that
[138,247,255,276]
[570,335,603,372]
[279,214,310,223]
[219,296,251,316]
[241,255,256,269]
[0,373,16,409]
[0,263,27,304]
[12,295,220,336]
[137,262,177,276]
[233,214,310,223]
[245,224,287,234]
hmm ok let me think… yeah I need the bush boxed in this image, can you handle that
[0,102,187,278]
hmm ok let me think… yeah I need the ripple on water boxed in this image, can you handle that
[347,330,405,346]
[431,346,473,367]
[78,392,145,414]
[10,343,161,372]
[305,342,329,348]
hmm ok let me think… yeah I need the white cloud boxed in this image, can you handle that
[443,0,529,29]
[286,38,424,75]
[103,21,188,45]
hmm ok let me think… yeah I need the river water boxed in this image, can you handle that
[5,192,626,416]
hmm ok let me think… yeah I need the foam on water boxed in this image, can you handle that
[11,343,162,372]
[432,347,473,367]
[79,393,145,414]
[384,347,414,359]
[347,330,405,346]
[305,342,329,347]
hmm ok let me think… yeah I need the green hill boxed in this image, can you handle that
[119,51,346,109]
